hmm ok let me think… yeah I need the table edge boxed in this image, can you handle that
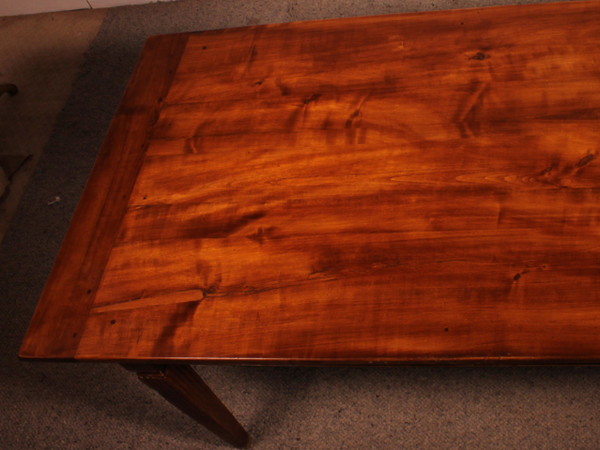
[19,33,190,360]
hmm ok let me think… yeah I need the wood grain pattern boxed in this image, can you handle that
[19,34,189,359]
[21,1,600,363]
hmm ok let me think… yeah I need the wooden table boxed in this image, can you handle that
[20,1,600,446]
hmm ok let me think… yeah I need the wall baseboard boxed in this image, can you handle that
[0,0,178,17]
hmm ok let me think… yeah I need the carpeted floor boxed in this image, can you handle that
[3,0,600,448]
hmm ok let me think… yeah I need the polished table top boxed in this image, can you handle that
[20,0,600,364]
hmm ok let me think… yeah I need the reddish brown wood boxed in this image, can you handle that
[20,1,600,365]
[0,83,18,97]
[122,364,249,448]
[19,34,188,359]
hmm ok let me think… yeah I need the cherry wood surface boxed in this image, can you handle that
[20,1,600,364]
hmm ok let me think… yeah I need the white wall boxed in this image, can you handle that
[0,0,178,17]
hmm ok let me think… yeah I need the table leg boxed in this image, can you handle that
[122,364,249,448]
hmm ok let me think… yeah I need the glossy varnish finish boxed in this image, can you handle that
[21,1,600,364]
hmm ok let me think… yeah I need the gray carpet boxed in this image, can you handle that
[2,0,599,448]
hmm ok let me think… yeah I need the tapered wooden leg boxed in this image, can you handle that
[122,364,249,448]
